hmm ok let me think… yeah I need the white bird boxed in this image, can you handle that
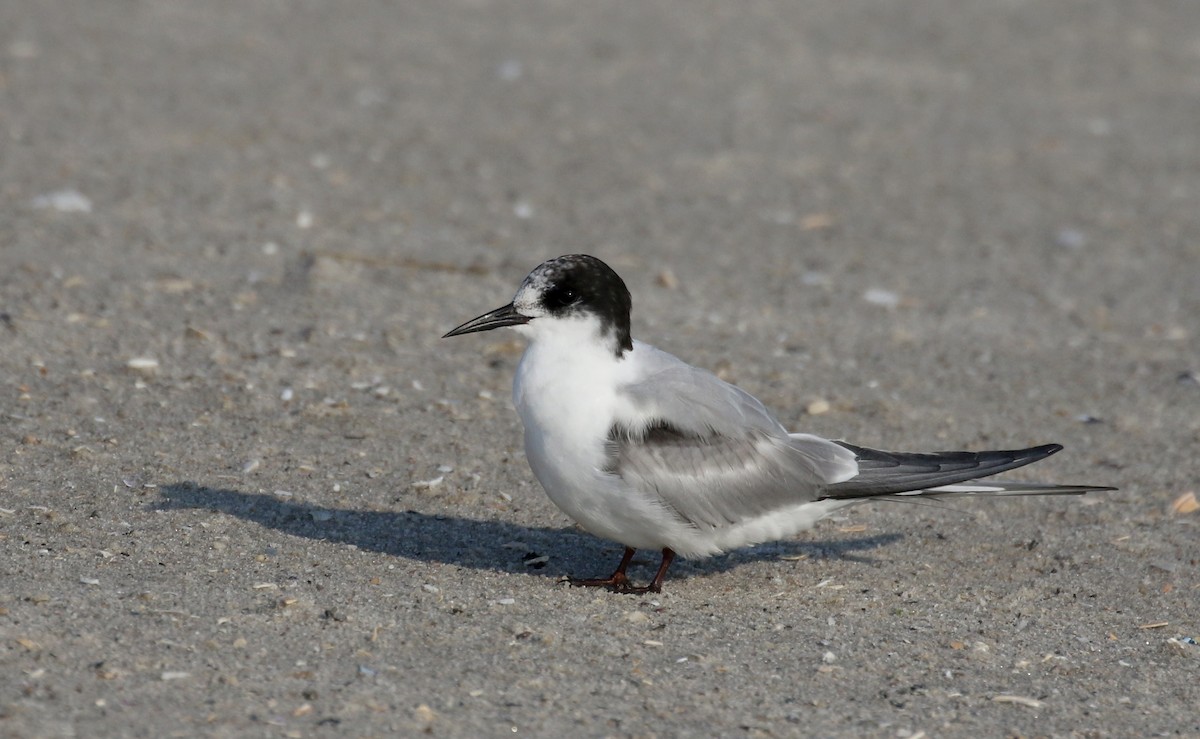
[444,255,1113,593]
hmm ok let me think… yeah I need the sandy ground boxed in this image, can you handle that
[2,1,1198,737]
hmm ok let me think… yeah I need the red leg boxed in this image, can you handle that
[567,547,677,594]
[642,548,676,593]
[567,546,637,590]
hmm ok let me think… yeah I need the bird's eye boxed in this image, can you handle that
[544,286,578,310]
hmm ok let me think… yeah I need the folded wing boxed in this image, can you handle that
[606,423,859,530]
[607,343,1112,531]
[609,346,859,530]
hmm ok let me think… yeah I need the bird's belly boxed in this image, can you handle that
[513,343,648,542]
[522,426,677,550]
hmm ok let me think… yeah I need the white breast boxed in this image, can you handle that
[510,321,695,549]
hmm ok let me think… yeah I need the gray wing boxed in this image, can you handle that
[608,343,859,530]
[617,343,790,438]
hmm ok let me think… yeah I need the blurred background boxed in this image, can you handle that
[1,1,1197,735]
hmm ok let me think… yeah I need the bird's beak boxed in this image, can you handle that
[442,303,530,338]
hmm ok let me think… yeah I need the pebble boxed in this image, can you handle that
[32,189,92,213]
[862,288,900,309]
[800,212,835,230]
[496,60,523,81]
[1055,228,1087,250]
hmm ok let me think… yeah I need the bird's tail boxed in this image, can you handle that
[895,481,1112,497]
[823,442,1115,500]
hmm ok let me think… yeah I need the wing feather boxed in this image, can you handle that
[606,423,855,530]
[608,345,859,531]
[824,442,1065,498]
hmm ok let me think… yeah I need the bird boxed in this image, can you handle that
[443,254,1114,594]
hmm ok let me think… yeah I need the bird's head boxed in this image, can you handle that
[443,254,633,357]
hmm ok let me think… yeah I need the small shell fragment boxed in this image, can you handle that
[153,277,195,294]
[1170,491,1198,515]
[993,694,1044,709]
[125,357,159,374]
[805,398,831,415]
[1165,637,1200,658]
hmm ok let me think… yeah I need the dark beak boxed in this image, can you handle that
[442,303,530,338]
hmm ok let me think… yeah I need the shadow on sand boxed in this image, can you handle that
[157,482,903,585]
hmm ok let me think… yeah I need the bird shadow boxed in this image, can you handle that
[155,483,903,585]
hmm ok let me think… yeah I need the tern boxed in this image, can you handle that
[444,254,1113,593]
